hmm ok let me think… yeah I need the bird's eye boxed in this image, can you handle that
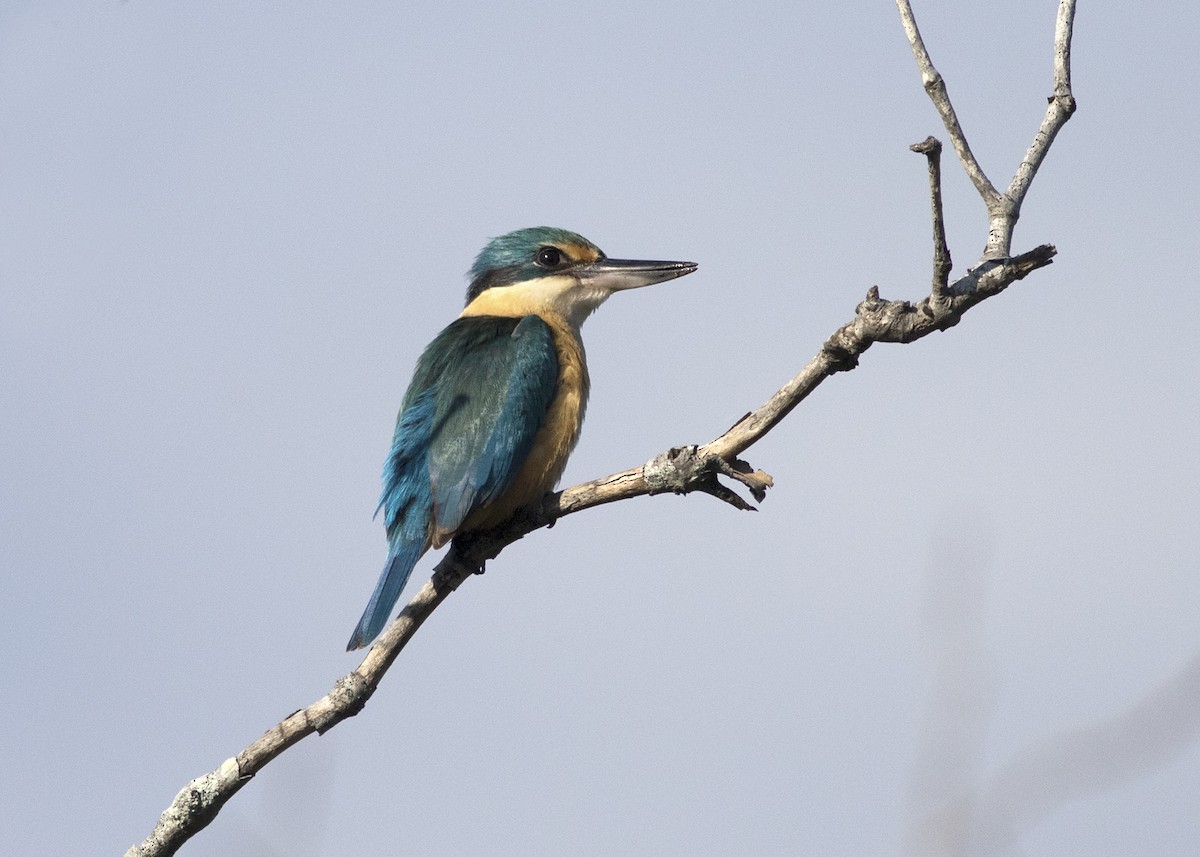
[535,246,563,268]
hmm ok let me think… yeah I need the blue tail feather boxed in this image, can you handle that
[346,536,426,650]
[348,386,437,651]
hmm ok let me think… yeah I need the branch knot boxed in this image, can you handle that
[644,446,773,510]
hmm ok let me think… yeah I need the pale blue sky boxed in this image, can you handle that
[3,2,1199,855]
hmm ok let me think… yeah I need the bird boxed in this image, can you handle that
[346,227,697,650]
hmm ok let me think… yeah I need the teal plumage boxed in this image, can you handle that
[347,316,558,649]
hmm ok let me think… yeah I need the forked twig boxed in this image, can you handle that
[896,0,1077,260]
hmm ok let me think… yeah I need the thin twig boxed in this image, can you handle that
[894,0,998,204]
[910,136,952,297]
[1006,0,1078,210]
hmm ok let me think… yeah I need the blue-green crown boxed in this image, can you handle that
[466,227,602,304]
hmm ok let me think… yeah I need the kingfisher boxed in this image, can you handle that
[347,227,697,650]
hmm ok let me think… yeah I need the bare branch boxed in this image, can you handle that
[126,582,454,857]
[894,0,999,204]
[1006,0,1079,210]
[910,136,953,297]
[897,0,1078,261]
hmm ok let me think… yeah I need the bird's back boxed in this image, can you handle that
[455,310,589,534]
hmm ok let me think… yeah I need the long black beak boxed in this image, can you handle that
[578,257,698,291]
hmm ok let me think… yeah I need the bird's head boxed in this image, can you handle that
[463,227,697,327]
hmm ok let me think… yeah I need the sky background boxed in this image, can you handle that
[3,1,1199,855]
